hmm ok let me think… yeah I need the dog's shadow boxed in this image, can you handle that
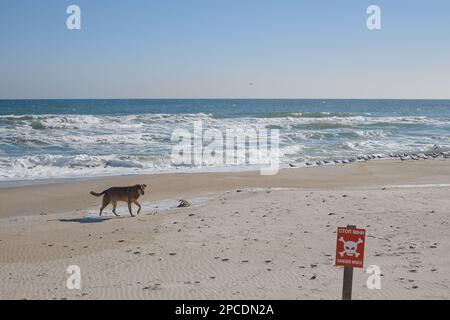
[58,216,115,224]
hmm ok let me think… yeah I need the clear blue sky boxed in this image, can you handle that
[1,0,449,99]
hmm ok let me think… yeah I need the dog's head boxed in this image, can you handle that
[138,184,147,195]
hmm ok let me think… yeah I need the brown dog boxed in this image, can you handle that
[90,184,147,217]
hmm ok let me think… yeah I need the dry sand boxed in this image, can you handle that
[0,160,449,299]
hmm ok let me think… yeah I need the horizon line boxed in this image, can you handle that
[2,98,450,101]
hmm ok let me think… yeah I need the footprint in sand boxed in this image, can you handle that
[143,283,162,291]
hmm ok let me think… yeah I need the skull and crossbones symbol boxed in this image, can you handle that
[339,237,363,257]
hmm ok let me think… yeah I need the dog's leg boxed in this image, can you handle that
[99,196,110,216]
[134,200,142,215]
[112,200,119,217]
[127,200,134,217]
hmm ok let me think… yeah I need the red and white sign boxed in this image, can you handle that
[335,227,366,268]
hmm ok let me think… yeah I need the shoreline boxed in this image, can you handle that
[0,163,272,189]
[2,159,450,218]
[0,152,446,190]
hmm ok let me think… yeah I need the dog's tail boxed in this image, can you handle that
[90,190,106,197]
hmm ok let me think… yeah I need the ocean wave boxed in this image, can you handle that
[2,113,450,133]
[1,111,450,182]
[0,154,172,181]
[259,112,356,118]
[0,113,215,131]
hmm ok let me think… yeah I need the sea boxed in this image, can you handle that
[1,99,450,185]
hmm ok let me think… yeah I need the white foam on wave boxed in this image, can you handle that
[0,154,172,181]
[1,112,450,183]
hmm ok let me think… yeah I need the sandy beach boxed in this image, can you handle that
[2,0,450,306]
[1,160,450,300]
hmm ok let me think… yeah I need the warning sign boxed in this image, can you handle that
[335,227,366,268]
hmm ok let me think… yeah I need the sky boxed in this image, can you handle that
[0,0,449,99]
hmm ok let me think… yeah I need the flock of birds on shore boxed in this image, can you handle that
[289,148,450,168]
